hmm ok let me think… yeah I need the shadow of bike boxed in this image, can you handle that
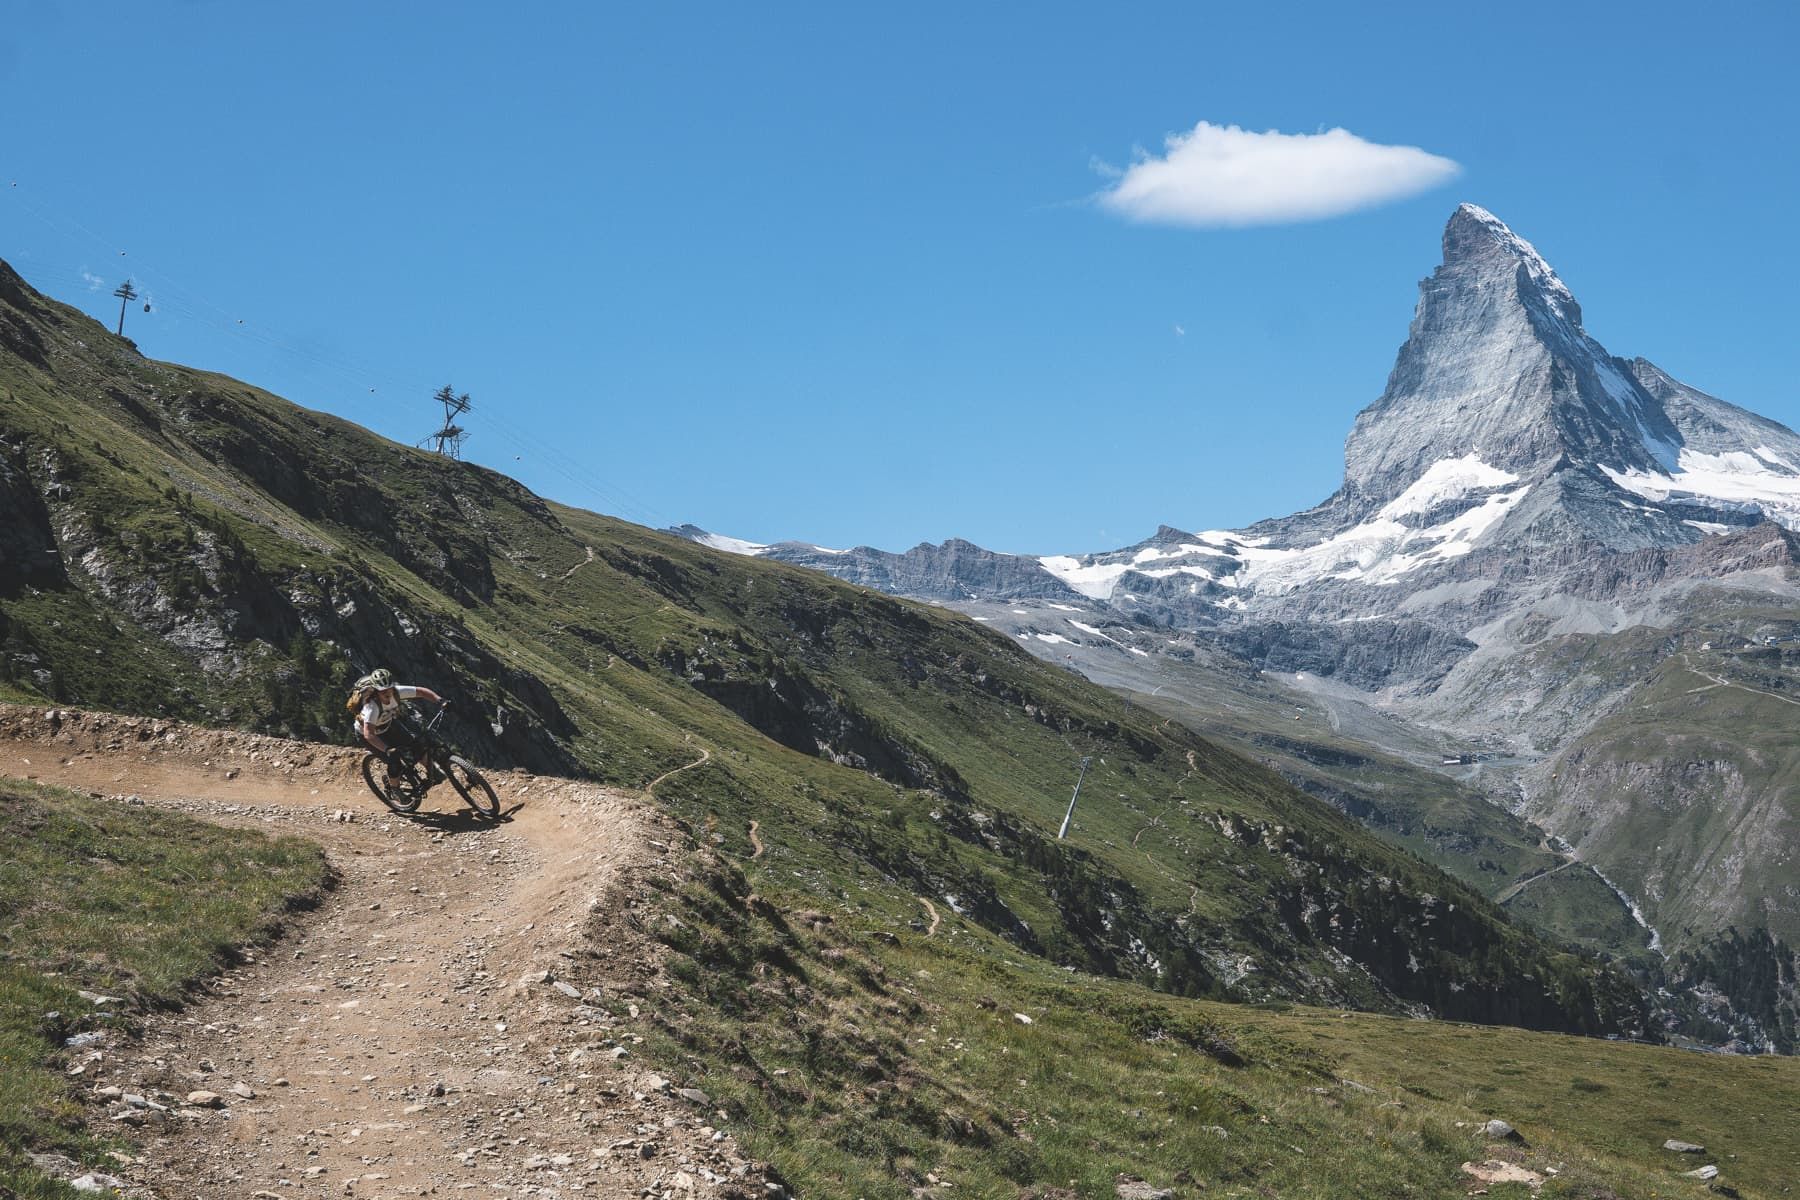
[391,802,526,833]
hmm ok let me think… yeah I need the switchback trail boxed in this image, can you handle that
[0,705,780,1200]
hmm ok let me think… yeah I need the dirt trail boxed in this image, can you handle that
[0,705,778,1200]
[642,744,711,795]
[1494,858,1578,905]
[558,545,597,582]
[1683,653,1800,708]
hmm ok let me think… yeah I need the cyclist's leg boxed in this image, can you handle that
[385,722,424,772]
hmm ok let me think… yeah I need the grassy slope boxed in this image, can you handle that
[3,768,1785,1200]
[1542,641,1800,946]
[1033,632,1653,961]
[0,778,329,1197]
[1501,865,1652,959]
[1133,675,1558,882]
[635,845,1800,1200]
[1417,596,1800,951]
[1535,637,1800,1050]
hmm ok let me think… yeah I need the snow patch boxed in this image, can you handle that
[1755,444,1797,471]
[1603,446,1800,527]
[1203,471,1531,594]
[1136,565,1217,581]
[696,533,769,556]
[1038,555,1132,600]
[1377,454,1518,518]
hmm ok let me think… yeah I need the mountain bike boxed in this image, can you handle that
[359,701,501,819]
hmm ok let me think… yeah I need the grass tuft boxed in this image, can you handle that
[0,777,329,1195]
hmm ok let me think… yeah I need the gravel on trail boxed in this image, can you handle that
[1,704,784,1200]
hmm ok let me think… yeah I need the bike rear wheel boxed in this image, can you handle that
[361,752,423,814]
[444,755,500,818]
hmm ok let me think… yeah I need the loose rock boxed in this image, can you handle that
[1483,1118,1524,1142]
[1461,1160,1544,1189]
[26,1153,81,1181]
[70,1173,129,1193]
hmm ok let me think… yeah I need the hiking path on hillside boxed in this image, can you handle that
[0,705,779,1200]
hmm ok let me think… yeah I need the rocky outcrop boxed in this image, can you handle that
[1214,618,1474,690]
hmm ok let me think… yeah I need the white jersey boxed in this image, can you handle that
[356,685,421,735]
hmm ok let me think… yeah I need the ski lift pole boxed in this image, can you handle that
[1058,755,1093,840]
[112,279,138,335]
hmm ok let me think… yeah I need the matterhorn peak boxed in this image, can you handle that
[1441,203,1580,325]
[1335,204,1691,522]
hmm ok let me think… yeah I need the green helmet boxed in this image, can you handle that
[357,668,394,691]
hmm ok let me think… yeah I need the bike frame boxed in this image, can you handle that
[388,703,453,790]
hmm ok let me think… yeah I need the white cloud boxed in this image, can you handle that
[1097,122,1459,228]
[1173,323,1186,337]
[81,268,105,291]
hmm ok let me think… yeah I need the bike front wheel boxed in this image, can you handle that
[444,755,501,818]
[361,751,422,814]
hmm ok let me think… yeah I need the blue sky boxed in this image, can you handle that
[5,2,1797,553]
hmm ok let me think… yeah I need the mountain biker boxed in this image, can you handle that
[350,669,443,773]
